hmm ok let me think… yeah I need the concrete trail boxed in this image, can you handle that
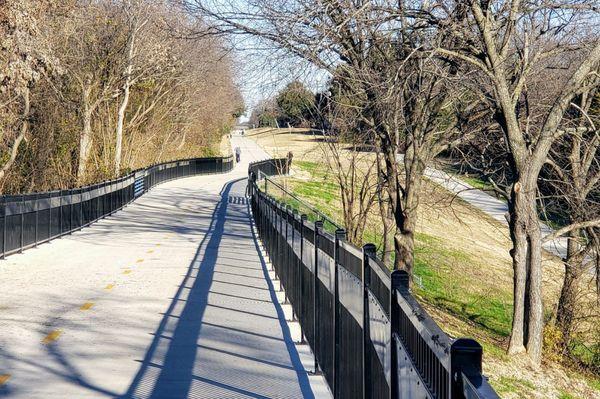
[0,135,327,398]
[396,154,569,259]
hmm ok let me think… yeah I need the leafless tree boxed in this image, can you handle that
[184,0,482,276]
[438,0,600,365]
[0,0,60,185]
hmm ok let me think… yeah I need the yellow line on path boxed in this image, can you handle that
[122,270,132,275]
[156,244,161,247]
[42,330,62,345]
[105,284,115,290]
[0,374,10,386]
[80,302,94,311]
[136,259,144,263]
[147,250,154,254]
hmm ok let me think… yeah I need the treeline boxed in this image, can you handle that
[187,0,600,370]
[250,81,315,128]
[0,0,243,194]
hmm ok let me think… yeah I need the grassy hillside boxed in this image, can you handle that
[248,128,600,399]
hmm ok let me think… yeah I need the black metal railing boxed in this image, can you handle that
[0,155,234,258]
[248,160,500,399]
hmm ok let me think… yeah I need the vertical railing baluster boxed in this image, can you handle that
[333,228,346,399]
[390,270,409,399]
[1,197,6,259]
[34,193,39,247]
[19,195,24,253]
[313,220,323,374]
[300,214,307,344]
[292,208,299,321]
[362,243,376,399]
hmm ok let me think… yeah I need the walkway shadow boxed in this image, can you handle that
[120,178,314,399]
[119,179,232,399]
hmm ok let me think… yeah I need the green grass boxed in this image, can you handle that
[460,175,494,191]
[412,232,513,338]
[272,162,516,341]
[558,392,581,399]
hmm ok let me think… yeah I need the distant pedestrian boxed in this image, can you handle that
[235,146,241,163]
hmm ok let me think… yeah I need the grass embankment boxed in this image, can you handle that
[248,128,600,399]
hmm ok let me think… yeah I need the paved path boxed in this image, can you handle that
[0,135,326,398]
[420,165,568,258]
[395,155,569,258]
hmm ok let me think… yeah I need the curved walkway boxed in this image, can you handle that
[0,136,326,398]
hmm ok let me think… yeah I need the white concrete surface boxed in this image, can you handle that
[0,134,330,398]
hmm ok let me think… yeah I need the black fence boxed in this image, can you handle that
[248,162,499,399]
[248,157,290,178]
[0,156,234,258]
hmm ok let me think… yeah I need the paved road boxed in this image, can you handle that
[0,135,326,398]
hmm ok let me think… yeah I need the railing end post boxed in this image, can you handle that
[391,269,410,291]
[362,243,377,261]
[450,338,483,398]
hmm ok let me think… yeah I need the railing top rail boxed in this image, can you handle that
[0,154,232,199]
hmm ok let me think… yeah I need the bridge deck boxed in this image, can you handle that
[0,137,325,398]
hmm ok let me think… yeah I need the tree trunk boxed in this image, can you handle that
[0,89,30,183]
[77,87,94,183]
[115,82,130,176]
[556,231,583,350]
[115,22,136,177]
[507,179,544,366]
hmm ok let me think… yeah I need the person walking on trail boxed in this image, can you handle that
[235,146,241,163]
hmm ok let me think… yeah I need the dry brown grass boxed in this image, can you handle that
[247,127,600,399]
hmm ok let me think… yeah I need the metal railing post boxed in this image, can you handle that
[333,228,346,399]
[450,338,484,399]
[1,197,6,259]
[313,220,324,374]
[362,243,376,399]
[300,214,307,344]
[19,195,24,253]
[390,270,410,399]
[34,194,39,247]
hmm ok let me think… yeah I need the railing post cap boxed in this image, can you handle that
[315,220,324,228]
[335,228,346,239]
[300,214,308,221]
[391,269,410,290]
[363,243,377,254]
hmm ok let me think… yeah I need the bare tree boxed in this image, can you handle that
[539,83,600,353]
[0,0,59,187]
[185,0,480,275]
[438,0,600,365]
[114,0,150,176]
